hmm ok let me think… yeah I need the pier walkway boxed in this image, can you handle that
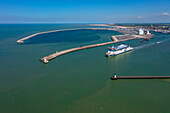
[40,40,118,62]
[40,36,144,62]
[111,76,170,80]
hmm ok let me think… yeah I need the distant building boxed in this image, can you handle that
[139,29,144,35]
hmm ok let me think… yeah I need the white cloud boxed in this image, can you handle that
[159,12,170,16]
[137,16,142,19]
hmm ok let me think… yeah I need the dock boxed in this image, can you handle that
[111,34,153,41]
[111,76,170,80]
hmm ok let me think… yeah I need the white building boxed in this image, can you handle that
[139,29,144,35]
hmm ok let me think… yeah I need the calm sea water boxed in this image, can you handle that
[0,24,170,113]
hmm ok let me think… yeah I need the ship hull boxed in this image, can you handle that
[106,47,133,57]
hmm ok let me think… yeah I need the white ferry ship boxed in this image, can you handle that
[106,43,133,57]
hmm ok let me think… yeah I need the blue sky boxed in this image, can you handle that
[0,0,170,23]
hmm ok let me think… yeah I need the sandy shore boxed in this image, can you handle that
[111,25,135,29]
[90,24,135,29]
[89,24,111,27]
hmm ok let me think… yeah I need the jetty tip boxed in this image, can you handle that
[16,40,24,43]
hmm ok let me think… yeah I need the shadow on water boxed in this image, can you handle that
[105,50,133,63]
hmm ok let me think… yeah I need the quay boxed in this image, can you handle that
[111,34,153,41]
[111,76,170,80]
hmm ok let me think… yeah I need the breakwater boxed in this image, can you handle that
[40,35,147,63]
[40,40,118,62]
[16,27,152,63]
[111,76,170,80]
[16,28,118,43]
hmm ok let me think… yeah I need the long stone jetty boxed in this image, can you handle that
[40,41,118,62]
[40,35,147,63]
[16,28,118,43]
[111,76,170,80]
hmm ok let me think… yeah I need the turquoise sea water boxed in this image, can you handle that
[0,24,170,113]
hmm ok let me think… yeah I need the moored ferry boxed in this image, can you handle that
[106,43,133,57]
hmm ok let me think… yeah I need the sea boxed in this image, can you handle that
[0,24,170,113]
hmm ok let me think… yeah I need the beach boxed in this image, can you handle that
[90,24,135,29]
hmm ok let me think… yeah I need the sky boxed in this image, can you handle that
[0,0,170,23]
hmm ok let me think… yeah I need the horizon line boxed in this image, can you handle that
[0,22,170,24]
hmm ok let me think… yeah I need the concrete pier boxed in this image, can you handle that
[16,28,118,43]
[40,34,150,63]
[40,40,119,62]
[40,35,146,63]
[110,36,119,41]
[111,76,170,80]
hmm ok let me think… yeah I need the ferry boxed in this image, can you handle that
[106,43,133,57]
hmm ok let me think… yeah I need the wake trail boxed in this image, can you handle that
[134,38,170,50]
